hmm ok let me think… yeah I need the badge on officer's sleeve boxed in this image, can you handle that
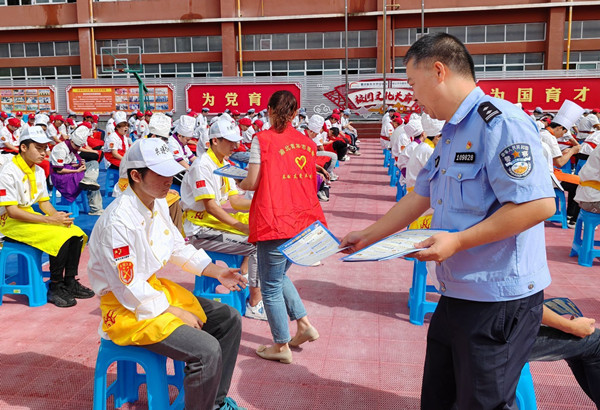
[499,144,533,179]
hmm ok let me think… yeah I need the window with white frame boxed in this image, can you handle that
[240,59,377,76]
[564,20,600,39]
[96,62,223,78]
[394,53,544,72]
[395,23,546,46]
[95,36,222,54]
[239,30,377,51]
[563,51,600,70]
[0,41,79,58]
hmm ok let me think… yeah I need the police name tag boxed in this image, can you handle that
[454,152,475,163]
[499,143,533,179]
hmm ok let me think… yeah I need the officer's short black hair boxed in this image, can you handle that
[404,33,475,82]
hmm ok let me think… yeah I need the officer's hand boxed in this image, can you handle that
[167,306,204,329]
[47,212,74,227]
[217,268,248,292]
[339,230,369,254]
[412,231,462,263]
[567,317,596,338]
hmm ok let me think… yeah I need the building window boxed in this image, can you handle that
[97,62,223,78]
[239,30,377,51]
[565,20,600,39]
[563,51,600,70]
[394,52,544,72]
[1,0,72,5]
[2,65,81,80]
[96,37,221,54]
[240,59,376,76]
[0,41,79,57]
[395,23,546,45]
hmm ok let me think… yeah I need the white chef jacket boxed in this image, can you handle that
[575,145,600,204]
[87,186,212,321]
[405,140,434,189]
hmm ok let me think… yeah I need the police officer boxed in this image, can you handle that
[341,33,556,409]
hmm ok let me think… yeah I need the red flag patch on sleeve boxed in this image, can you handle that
[57,159,64,163]
[113,245,130,260]
[196,180,206,188]
[0,189,6,196]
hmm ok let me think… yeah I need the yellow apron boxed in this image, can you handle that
[118,178,180,206]
[100,275,207,346]
[184,209,249,236]
[0,207,87,256]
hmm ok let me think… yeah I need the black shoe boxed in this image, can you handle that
[47,282,77,308]
[64,279,95,299]
[79,181,100,191]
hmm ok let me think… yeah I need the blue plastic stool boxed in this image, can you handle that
[406,258,439,325]
[193,251,248,315]
[103,167,120,198]
[570,209,600,267]
[0,241,48,307]
[575,159,587,175]
[390,165,400,187]
[559,161,573,174]
[170,183,181,194]
[93,338,185,410]
[396,179,406,202]
[383,149,391,167]
[50,187,90,217]
[546,188,568,229]
[515,363,537,410]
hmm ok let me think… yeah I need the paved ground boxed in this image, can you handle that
[0,139,597,409]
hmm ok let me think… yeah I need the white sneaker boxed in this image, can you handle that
[88,209,104,216]
[245,300,268,321]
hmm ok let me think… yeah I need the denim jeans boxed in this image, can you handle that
[529,326,600,407]
[257,239,307,344]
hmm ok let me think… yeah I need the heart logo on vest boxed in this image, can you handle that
[295,155,307,170]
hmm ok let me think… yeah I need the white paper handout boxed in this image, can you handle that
[213,164,248,180]
[341,229,448,262]
[278,221,346,267]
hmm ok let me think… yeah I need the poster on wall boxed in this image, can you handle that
[66,85,174,116]
[323,78,600,117]
[0,86,57,114]
[186,83,302,113]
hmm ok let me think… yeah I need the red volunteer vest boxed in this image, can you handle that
[105,132,127,167]
[249,124,327,243]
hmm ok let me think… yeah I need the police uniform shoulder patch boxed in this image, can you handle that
[478,102,502,124]
[499,143,533,179]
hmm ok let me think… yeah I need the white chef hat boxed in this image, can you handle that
[70,125,90,147]
[308,115,325,133]
[404,119,424,138]
[421,113,445,137]
[176,115,196,138]
[148,112,171,138]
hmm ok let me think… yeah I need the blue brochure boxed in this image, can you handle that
[340,229,449,262]
[278,221,347,267]
[213,164,248,180]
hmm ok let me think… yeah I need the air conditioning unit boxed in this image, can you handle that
[260,38,272,51]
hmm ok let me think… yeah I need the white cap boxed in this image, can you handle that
[308,115,325,133]
[404,119,424,138]
[209,116,219,125]
[176,115,196,138]
[114,111,127,125]
[148,112,171,138]
[554,100,584,130]
[70,125,90,147]
[123,138,184,176]
[409,113,420,121]
[421,113,445,137]
[209,119,242,142]
[34,114,49,127]
[18,125,52,144]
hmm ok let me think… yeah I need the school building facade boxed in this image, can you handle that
[0,0,599,81]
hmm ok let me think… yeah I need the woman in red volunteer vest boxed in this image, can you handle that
[240,90,326,364]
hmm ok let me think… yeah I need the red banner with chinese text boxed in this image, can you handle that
[477,78,600,111]
[324,78,600,114]
[186,83,302,113]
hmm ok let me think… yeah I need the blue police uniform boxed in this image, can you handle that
[414,87,556,409]
[414,87,554,301]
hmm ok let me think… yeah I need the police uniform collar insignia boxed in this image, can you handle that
[478,102,502,123]
[499,144,533,179]
[466,141,472,150]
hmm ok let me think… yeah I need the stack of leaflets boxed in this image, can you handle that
[213,164,248,180]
